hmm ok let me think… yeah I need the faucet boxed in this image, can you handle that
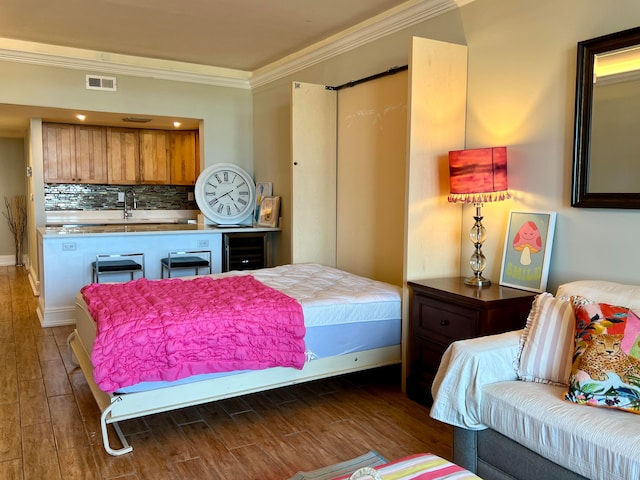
[123,189,137,219]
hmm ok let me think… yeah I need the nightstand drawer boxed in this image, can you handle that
[407,278,536,406]
[413,296,477,343]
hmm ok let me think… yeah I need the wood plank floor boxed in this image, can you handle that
[0,266,452,479]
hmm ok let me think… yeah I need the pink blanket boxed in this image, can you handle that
[81,275,305,393]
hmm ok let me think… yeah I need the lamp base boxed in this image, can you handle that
[464,275,492,287]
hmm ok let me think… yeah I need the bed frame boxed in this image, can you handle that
[67,327,400,456]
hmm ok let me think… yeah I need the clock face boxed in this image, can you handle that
[194,164,256,224]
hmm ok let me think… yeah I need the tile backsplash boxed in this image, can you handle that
[44,184,198,211]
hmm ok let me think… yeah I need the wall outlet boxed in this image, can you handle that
[118,192,125,202]
[62,242,76,251]
[197,239,209,248]
[188,192,194,201]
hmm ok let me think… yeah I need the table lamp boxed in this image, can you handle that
[448,146,510,287]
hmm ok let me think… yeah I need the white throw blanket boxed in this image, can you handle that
[430,330,521,430]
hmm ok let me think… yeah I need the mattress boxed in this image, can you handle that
[481,381,640,480]
[75,263,402,393]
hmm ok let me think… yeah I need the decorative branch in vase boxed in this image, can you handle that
[3,195,27,267]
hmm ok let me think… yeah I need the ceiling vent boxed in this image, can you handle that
[86,74,117,91]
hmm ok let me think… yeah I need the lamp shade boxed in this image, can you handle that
[448,146,510,204]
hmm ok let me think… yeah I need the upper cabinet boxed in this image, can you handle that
[170,130,199,185]
[43,123,199,185]
[43,123,108,184]
[107,127,140,185]
[139,129,170,184]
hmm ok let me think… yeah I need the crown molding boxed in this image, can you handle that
[0,38,252,89]
[251,0,472,88]
[0,0,473,90]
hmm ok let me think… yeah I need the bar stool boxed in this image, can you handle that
[160,250,212,278]
[91,253,145,283]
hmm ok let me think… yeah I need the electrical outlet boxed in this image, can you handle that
[118,192,125,202]
[188,192,194,201]
[197,239,209,248]
[62,242,76,251]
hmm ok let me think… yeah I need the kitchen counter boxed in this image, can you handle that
[39,223,278,236]
[36,224,280,327]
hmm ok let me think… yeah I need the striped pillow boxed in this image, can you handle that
[517,293,576,385]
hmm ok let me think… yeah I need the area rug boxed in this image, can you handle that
[289,451,387,480]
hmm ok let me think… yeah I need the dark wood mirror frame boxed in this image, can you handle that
[572,26,640,209]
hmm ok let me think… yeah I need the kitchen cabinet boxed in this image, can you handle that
[43,123,199,186]
[170,130,199,185]
[407,277,535,405]
[139,129,170,184]
[43,123,108,184]
[107,127,140,185]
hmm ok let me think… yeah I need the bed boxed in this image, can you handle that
[67,263,402,455]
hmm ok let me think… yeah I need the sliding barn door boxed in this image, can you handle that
[290,82,337,265]
[336,70,408,286]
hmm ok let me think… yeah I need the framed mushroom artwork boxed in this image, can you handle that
[499,211,557,293]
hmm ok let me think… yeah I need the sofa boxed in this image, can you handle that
[430,280,640,480]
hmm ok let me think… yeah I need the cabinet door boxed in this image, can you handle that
[43,123,76,183]
[107,127,139,185]
[170,130,199,185]
[139,130,170,184]
[75,125,108,184]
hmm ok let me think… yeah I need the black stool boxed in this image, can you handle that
[160,250,211,278]
[91,253,145,283]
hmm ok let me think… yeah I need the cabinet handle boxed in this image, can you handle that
[440,319,449,326]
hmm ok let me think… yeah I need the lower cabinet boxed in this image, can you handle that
[222,232,268,272]
[407,277,536,406]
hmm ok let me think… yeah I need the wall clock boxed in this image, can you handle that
[194,163,256,225]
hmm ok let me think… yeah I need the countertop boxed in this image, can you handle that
[39,223,280,237]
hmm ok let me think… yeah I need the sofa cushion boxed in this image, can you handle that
[565,301,640,414]
[517,293,575,385]
[481,380,640,480]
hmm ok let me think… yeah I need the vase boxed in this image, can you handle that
[15,242,23,267]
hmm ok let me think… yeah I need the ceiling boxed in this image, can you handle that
[0,0,455,137]
[0,0,414,71]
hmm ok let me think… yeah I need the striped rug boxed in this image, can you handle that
[289,451,387,480]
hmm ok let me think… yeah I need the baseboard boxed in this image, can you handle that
[36,302,75,327]
[0,254,21,266]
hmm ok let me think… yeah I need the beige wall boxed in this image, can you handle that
[2,0,639,290]
[255,0,640,291]
[458,0,640,289]
[0,138,26,258]
[336,71,407,286]
[0,60,254,175]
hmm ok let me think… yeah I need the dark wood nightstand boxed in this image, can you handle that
[407,277,536,406]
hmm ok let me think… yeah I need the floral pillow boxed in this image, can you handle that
[564,301,640,413]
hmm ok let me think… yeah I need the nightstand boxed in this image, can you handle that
[407,277,536,406]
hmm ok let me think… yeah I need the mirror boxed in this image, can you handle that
[572,26,640,208]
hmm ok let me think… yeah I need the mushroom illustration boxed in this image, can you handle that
[513,221,542,265]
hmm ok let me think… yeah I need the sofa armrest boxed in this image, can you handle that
[430,330,521,430]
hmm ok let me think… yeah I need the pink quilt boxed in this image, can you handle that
[81,275,306,393]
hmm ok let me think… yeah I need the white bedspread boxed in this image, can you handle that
[430,330,521,430]
[216,263,402,326]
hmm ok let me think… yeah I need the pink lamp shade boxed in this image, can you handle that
[448,146,511,204]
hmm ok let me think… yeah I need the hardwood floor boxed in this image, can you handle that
[1,266,452,479]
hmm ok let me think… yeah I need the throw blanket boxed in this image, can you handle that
[81,275,306,393]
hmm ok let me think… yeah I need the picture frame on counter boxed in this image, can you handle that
[254,182,273,223]
[256,196,280,228]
